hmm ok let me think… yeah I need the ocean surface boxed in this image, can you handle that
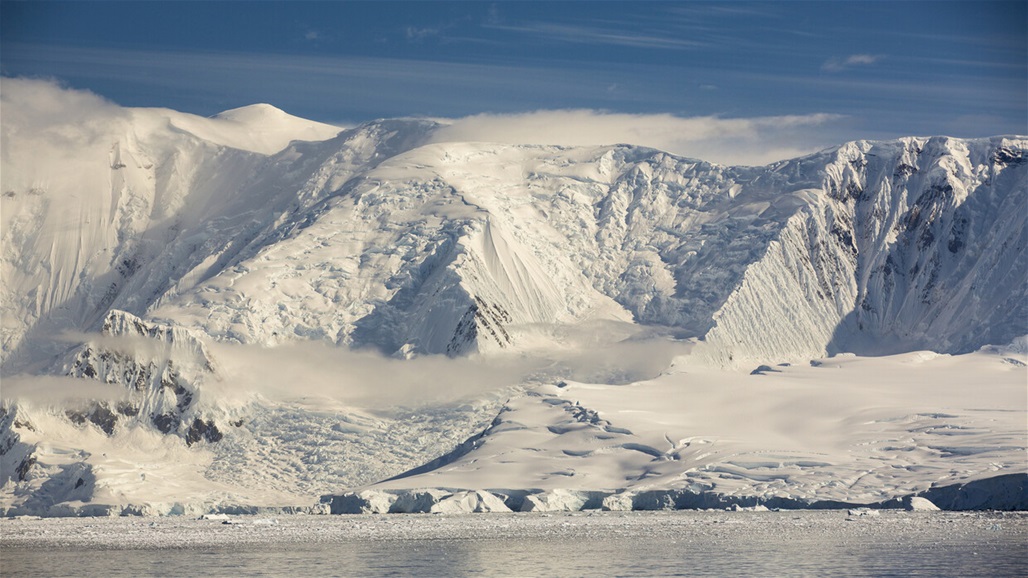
[3,510,1026,577]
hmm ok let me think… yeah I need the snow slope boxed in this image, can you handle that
[1,81,1025,515]
[361,349,1026,510]
[1,87,344,369]
[4,82,1025,368]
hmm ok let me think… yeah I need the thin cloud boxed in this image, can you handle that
[405,26,440,42]
[668,3,782,20]
[1,43,591,117]
[822,54,882,72]
[488,22,707,50]
[2,66,850,167]
[430,109,846,166]
[485,3,502,25]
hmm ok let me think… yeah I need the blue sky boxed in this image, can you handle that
[2,1,1025,162]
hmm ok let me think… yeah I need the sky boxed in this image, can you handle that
[1,1,1026,164]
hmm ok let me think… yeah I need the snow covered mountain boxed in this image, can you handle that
[1,82,1025,515]
[3,93,1024,370]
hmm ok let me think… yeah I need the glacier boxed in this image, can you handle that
[1,81,1025,515]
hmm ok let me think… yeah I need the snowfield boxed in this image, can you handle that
[354,348,1027,512]
[1,79,1025,516]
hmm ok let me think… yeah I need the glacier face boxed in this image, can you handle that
[1,93,1026,514]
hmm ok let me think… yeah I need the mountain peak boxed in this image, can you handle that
[153,103,343,155]
[213,103,290,123]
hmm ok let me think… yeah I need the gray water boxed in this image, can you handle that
[3,510,1026,577]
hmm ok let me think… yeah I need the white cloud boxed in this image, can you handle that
[0,77,846,170]
[203,323,687,409]
[489,22,707,50]
[1,76,126,144]
[430,109,846,166]
[1,374,130,406]
[1,77,131,198]
[822,54,882,72]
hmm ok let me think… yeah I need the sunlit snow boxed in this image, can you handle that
[1,79,1025,516]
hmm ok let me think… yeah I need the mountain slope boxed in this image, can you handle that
[4,86,1024,368]
[1,86,1025,514]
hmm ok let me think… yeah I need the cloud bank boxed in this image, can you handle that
[3,77,848,167]
[430,109,845,166]
[0,77,126,150]
[205,322,690,410]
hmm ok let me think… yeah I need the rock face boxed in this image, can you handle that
[0,310,230,517]
[65,310,222,445]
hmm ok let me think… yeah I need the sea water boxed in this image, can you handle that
[3,510,1025,577]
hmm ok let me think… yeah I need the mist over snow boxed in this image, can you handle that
[430,109,847,166]
[1,78,1025,516]
[198,320,693,411]
[2,375,130,407]
[0,77,127,140]
[2,78,844,167]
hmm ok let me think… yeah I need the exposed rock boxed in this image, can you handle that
[185,418,223,446]
[65,402,118,436]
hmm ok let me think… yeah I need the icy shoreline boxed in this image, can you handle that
[3,509,1026,549]
[2,472,1023,518]
[323,473,1028,515]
